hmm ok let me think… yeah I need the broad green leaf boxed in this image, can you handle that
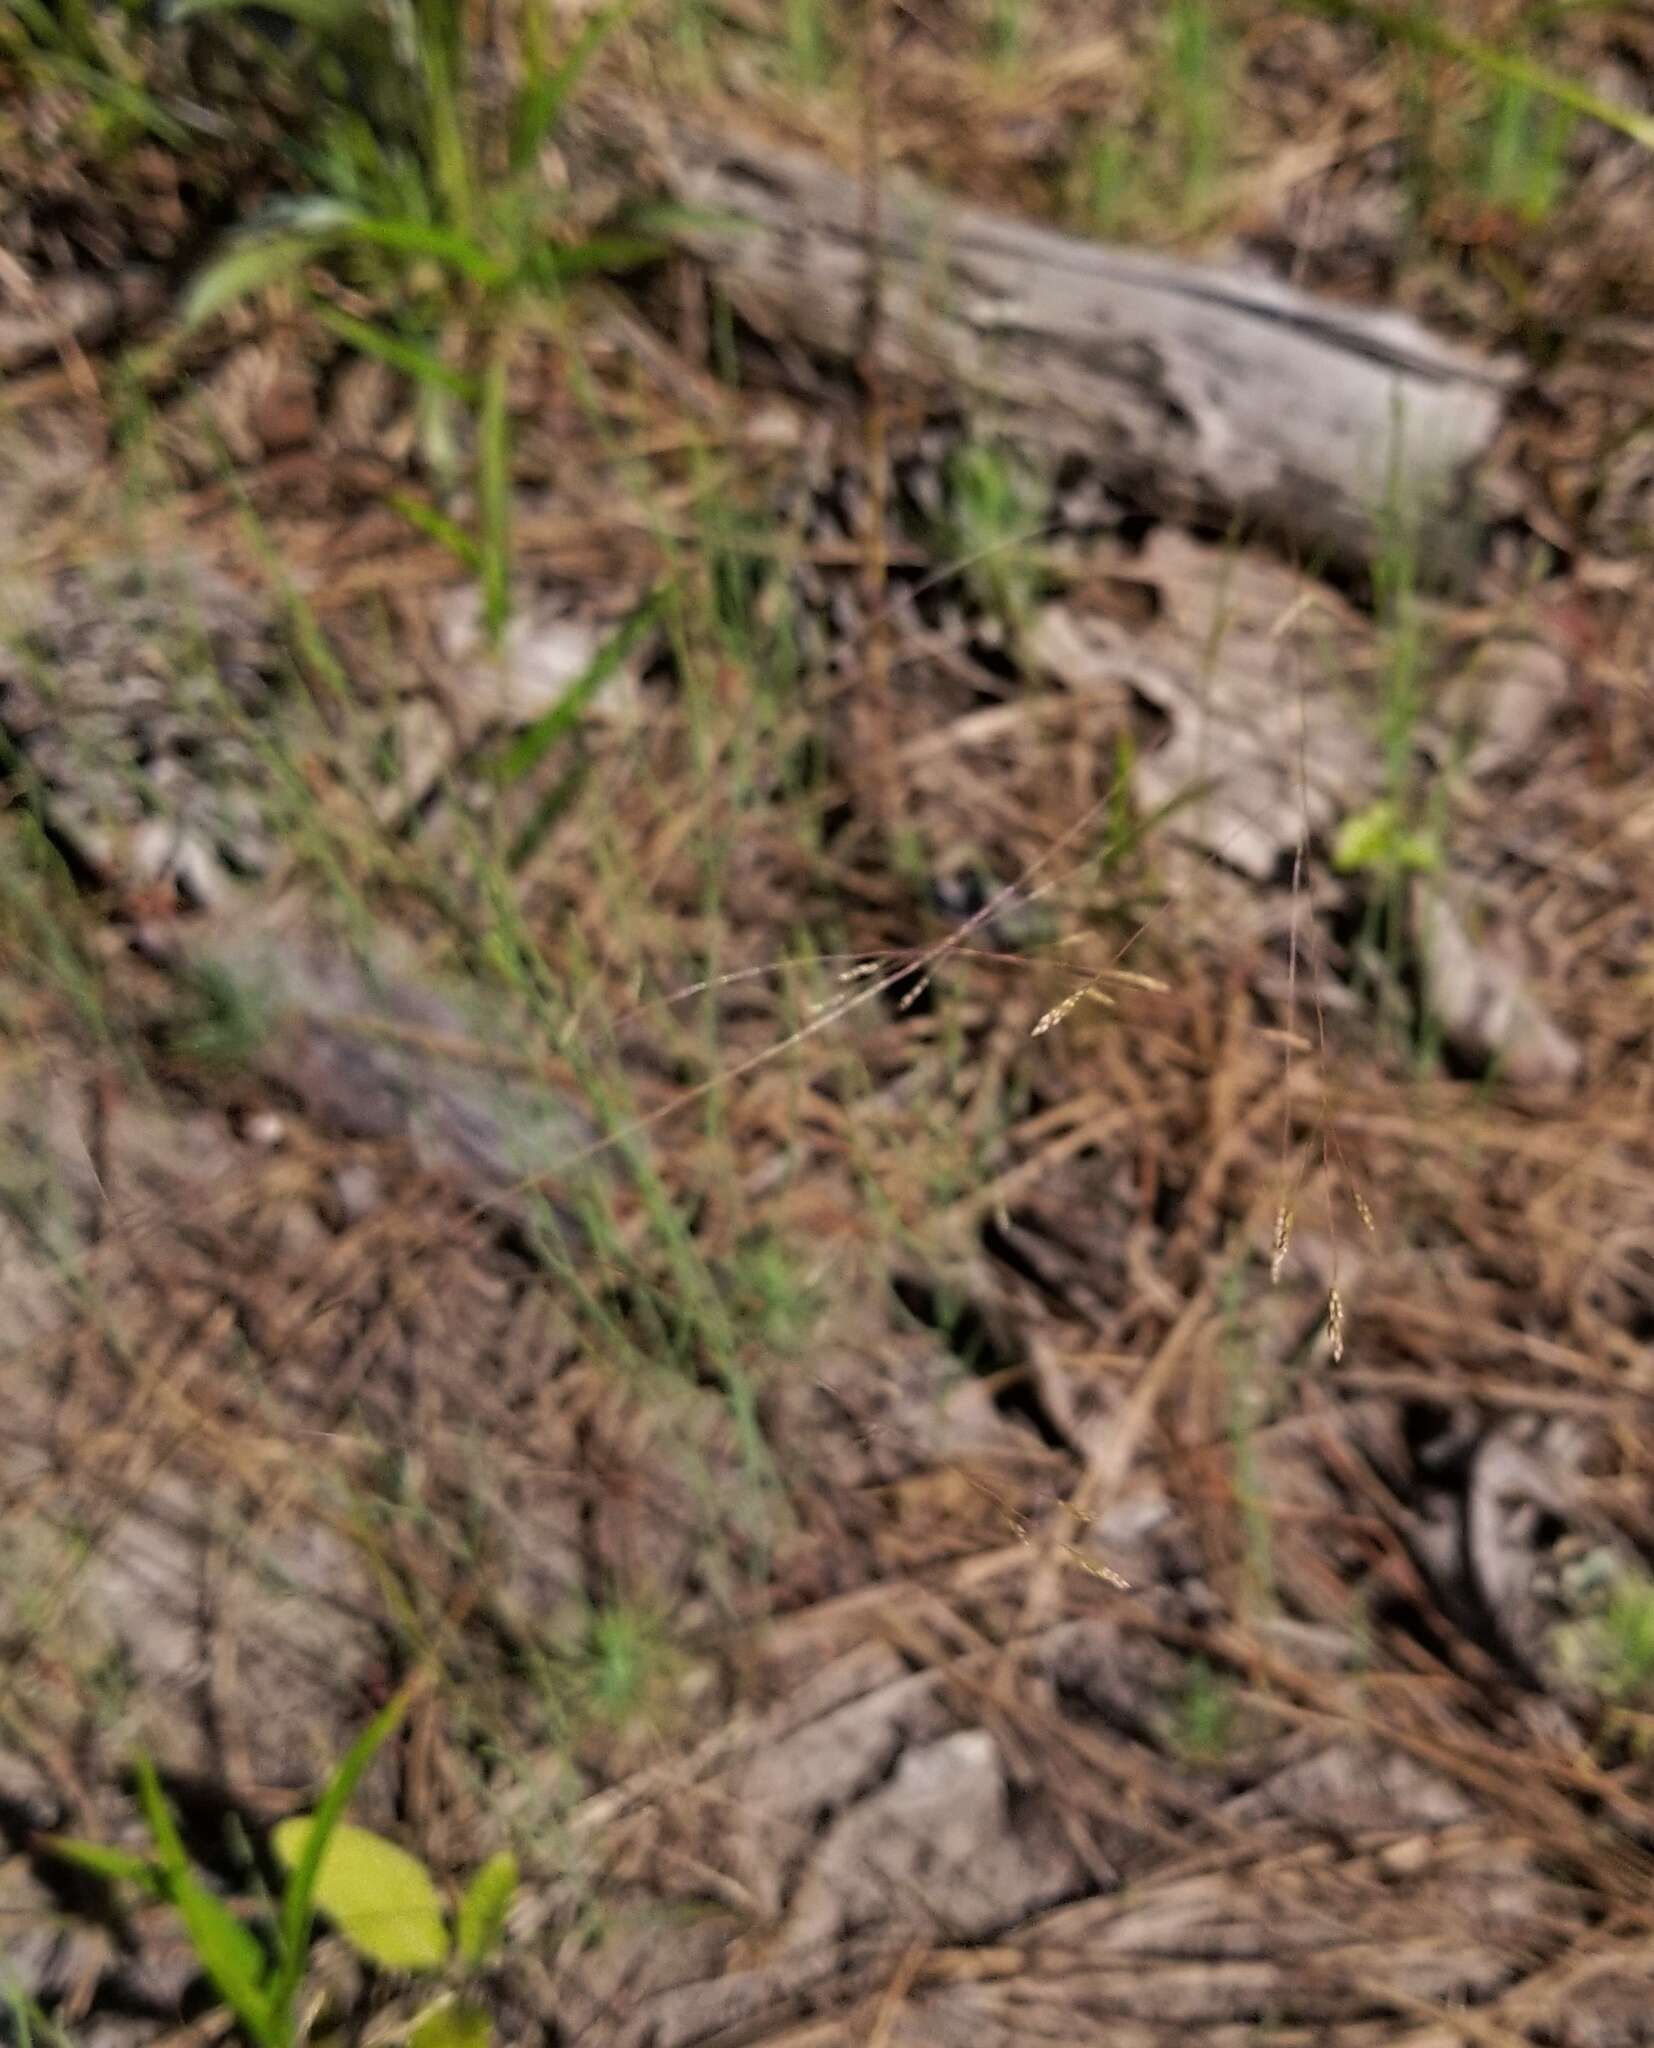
[1333,799,1438,876]
[182,234,319,328]
[409,1998,492,2048]
[455,1851,517,1967]
[40,1837,162,1895]
[272,1820,448,1972]
[1333,799,1400,875]
[488,595,661,784]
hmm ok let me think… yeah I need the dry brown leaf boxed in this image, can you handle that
[1032,531,1378,878]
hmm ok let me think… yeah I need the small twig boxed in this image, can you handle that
[865,1941,928,2048]
[854,0,899,842]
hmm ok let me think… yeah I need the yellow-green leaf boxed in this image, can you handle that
[271,1820,448,1972]
[455,1851,517,1967]
[1333,799,1440,876]
[409,1998,492,2048]
[1333,799,1401,875]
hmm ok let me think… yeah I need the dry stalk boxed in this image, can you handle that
[853,0,899,843]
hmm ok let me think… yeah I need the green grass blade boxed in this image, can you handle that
[506,756,590,872]
[526,234,665,287]
[510,0,637,172]
[269,1682,418,2026]
[12,47,190,144]
[200,198,508,293]
[414,0,476,235]
[330,214,508,287]
[2,1978,30,2048]
[478,331,513,646]
[182,233,319,328]
[3,1977,76,2048]
[130,1757,193,1880]
[1307,0,1654,151]
[167,1882,276,2045]
[312,302,478,401]
[487,595,660,784]
[174,0,366,25]
[38,1838,162,1894]
[390,490,483,570]
[133,1760,276,2048]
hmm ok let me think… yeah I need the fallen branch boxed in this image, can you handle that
[643,119,1513,579]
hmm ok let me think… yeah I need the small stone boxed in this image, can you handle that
[743,401,804,449]
[1377,1834,1435,1877]
[332,1162,382,1222]
[242,1109,286,1148]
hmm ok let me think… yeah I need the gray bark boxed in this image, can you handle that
[653,123,1513,578]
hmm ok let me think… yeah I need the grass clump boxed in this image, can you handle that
[1078,0,1233,238]
[1472,73,1576,224]
[43,1685,520,2048]
[782,0,837,87]
[1553,1566,1654,1711]
[0,0,188,150]
[175,0,661,642]
[1169,1657,1237,1763]
[933,437,1048,643]
[1600,1577,1654,1704]
[163,959,275,1068]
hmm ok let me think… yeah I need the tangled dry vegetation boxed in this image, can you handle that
[3,4,1654,2044]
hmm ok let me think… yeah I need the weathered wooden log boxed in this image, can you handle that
[652,122,1512,578]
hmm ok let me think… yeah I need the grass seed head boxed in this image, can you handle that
[1270,1203,1293,1285]
[1032,981,1114,1036]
